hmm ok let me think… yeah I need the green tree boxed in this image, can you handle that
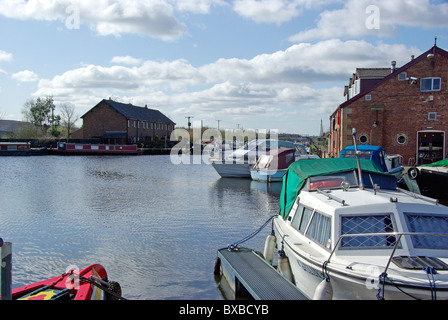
[22,96,61,135]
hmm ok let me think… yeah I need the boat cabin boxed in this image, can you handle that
[252,148,295,171]
[339,145,403,174]
[0,142,30,151]
[280,158,448,258]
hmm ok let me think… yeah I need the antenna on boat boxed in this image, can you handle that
[352,128,364,190]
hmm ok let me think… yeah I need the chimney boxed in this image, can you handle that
[391,61,396,73]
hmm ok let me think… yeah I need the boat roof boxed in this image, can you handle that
[421,158,448,167]
[263,147,295,156]
[340,145,385,152]
[279,158,390,218]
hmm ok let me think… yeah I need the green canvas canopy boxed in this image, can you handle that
[420,158,448,167]
[279,158,391,219]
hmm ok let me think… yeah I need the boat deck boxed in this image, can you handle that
[217,247,309,300]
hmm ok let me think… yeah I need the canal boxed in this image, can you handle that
[0,155,280,300]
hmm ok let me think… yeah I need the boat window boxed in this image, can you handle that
[340,214,397,249]
[291,204,314,235]
[291,204,304,230]
[299,207,314,234]
[306,212,332,250]
[405,213,448,249]
[307,171,358,190]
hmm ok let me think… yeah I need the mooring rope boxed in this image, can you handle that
[227,215,276,251]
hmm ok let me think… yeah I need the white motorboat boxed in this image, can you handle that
[210,139,315,178]
[272,157,448,300]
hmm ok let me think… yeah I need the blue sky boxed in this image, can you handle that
[0,0,447,135]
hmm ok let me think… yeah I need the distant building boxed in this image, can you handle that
[329,44,448,165]
[81,99,176,144]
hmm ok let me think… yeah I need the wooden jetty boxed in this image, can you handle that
[215,247,309,300]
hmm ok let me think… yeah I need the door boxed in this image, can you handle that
[417,131,445,164]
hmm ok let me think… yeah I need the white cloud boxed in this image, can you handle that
[232,0,338,25]
[0,0,188,40]
[111,56,143,66]
[33,40,420,131]
[0,50,13,62]
[289,0,448,42]
[12,70,39,82]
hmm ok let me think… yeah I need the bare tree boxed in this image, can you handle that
[59,103,79,139]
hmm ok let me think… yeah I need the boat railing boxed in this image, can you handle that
[325,232,448,277]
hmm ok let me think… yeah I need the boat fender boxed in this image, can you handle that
[408,167,420,180]
[105,281,122,300]
[263,233,276,265]
[313,278,333,300]
[213,257,222,276]
[277,251,294,283]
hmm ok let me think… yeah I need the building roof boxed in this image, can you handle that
[83,99,176,125]
[356,68,391,79]
[332,45,448,116]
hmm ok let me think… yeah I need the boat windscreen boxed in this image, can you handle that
[305,170,397,191]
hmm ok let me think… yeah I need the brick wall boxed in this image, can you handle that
[332,49,448,165]
[83,100,127,140]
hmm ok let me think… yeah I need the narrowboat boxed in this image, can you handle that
[51,142,142,155]
[12,264,124,300]
[0,142,46,156]
[408,158,448,200]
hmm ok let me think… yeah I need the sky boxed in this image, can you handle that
[0,0,447,136]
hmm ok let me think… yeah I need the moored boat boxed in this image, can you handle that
[210,139,316,178]
[272,157,448,300]
[11,264,123,300]
[50,142,142,155]
[0,142,46,156]
[250,148,296,182]
[408,158,448,200]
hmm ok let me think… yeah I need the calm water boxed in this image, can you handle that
[0,155,281,300]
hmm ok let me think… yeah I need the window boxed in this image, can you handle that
[307,212,332,249]
[428,112,437,121]
[397,135,407,144]
[340,214,397,249]
[365,94,371,101]
[405,213,448,249]
[359,134,368,144]
[421,77,441,92]
[291,205,313,234]
[398,72,408,81]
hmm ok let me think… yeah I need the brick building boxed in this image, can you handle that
[81,99,176,145]
[328,44,448,166]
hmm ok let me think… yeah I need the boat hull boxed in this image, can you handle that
[250,169,286,182]
[12,264,110,300]
[50,143,142,156]
[211,160,252,178]
[273,217,448,300]
[416,167,448,200]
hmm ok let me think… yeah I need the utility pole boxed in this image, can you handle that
[217,120,221,131]
[186,116,194,131]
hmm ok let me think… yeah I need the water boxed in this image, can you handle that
[0,155,281,300]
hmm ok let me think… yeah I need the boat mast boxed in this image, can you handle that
[352,128,364,190]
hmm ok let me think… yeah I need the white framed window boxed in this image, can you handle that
[428,112,437,121]
[398,72,408,81]
[365,94,372,101]
[359,134,368,144]
[397,135,407,145]
[421,77,441,92]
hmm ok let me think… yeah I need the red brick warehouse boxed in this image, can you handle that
[328,43,448,166]
[80,98,176,145]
